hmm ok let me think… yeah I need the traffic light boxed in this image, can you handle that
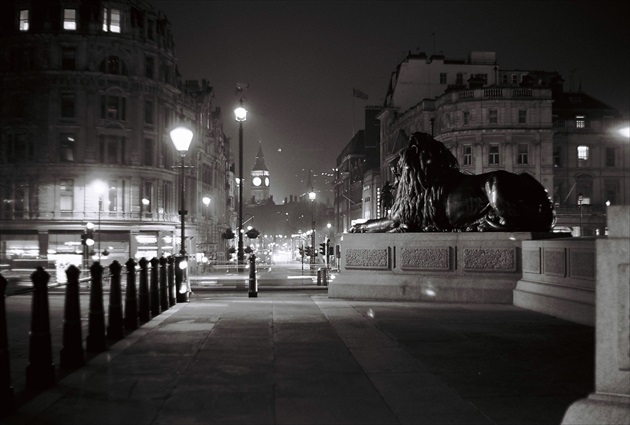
[298,247,304,257]
[305,246,311,257]
[319,242,326,256]
[81,222,95,246]
[327,240,334,256]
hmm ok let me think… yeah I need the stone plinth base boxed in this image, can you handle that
[330,232,558,304]
[513,238,595,326]
[562,394,630,425]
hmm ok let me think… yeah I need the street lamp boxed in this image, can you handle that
[170,126,193,255]
[309,190,316,268]
[235,101,247,271]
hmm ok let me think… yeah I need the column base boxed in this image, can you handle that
[562,393,630,425]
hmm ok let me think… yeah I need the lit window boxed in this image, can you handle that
[489,145,500,165]
[576,115,585,128]
[103,8,121,33]
[19,10,29,31]
[577,145,589,160]
[63,9,77,30]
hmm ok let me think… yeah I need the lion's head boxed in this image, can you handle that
[409,132,459,189]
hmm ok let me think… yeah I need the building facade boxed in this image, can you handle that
[0,0,233,272]
[372,50,628,237]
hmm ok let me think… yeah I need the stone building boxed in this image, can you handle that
[0,0,234,272]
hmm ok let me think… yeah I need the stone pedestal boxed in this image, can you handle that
[513,238,595,326]
[330,232,557,304]
[562,206,630,425]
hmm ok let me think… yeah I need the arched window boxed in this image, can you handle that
[99,56,128,75]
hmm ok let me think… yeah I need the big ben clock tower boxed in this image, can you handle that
[250,142,270,204]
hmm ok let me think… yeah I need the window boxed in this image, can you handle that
[518,110,527,124]
[147,19,155,40]
[61,94,75,118]
[463,145,472,165]
[108,181,119,212]
[100,95,127,120]
[142,181,153,212]
[61,47,76,70]
[99,56,127,75]
[604,180,619,205]
[144,100,154,124]
[576,115,585,128]
[456,73,463,85]
[439,73,447,84]
[511,74,518,85]
[99,135,125,164]
[63,9,77,30]
[517,144,528,165]
[489,145,500,165]
[145,56,154,78]
[463,111,470,125]
[60,179,74,211]
[575,174,593,205]
[501,74,509,84]
[144,139,154,166]
[606,147,615,167]
[553,146,562,167]
[19,10,29,31]
[60,134,75,162]
[577,145,589,167]
[488,109,498,124]
[103,8,121,33]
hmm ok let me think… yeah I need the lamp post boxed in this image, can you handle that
[309,190,316,268]
[93,180,106,262]
[577,192,583,237]
[170,126,193,255]
[235,101,247,272]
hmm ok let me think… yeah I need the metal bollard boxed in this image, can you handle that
[86,262,107,353]
[138,257,150,322]
[26,267,55,391]
[317,269,322,286]
[248,254,258,298]
[167,256,176,306]
[107,261,124,340]
[124,258,139,331]
[159,256,169,312]
[0,274,15,415]
[323,268,328,287]
[60,265,85,368]
[150,257,160,317]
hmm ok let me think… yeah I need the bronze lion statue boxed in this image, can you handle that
[351,132,555,233]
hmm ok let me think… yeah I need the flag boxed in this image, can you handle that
[352,88,369,100]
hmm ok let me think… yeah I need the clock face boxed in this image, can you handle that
[252,177,262,187]
[264,177,270,186]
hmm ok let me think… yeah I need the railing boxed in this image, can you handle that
[437,87,550,106]
[0,255,187,414]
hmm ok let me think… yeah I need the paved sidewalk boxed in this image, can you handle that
[2,292,594,425]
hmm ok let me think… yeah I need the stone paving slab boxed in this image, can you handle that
[2,292,594,425]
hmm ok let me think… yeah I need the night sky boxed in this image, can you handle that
[152,0,630,202]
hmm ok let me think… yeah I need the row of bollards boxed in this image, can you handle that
[0,255,187,417]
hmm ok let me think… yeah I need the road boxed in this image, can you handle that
[2,261,331,406]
